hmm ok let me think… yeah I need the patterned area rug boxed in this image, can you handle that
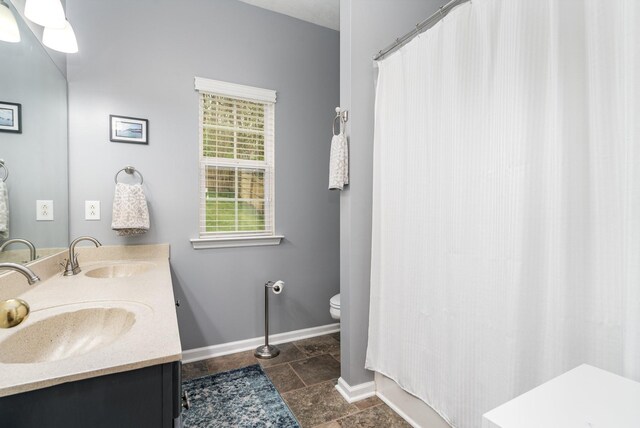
[182,364,300,428]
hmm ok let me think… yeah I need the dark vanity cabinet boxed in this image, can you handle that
[0,361,182,428]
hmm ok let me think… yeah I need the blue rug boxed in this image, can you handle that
[182,364,300,428]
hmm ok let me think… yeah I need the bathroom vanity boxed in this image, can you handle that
[0,244,182,427]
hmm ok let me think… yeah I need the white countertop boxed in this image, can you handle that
[0,244,182,397]
[482,364,640,428]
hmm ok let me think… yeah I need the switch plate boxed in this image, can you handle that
[85,200,100,220]
[36,200,54,221]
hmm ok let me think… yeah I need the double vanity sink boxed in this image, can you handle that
[1,301,142,364]
[84,262,152,279]
[0,244,182,399]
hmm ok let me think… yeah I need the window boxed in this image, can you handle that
[191,78,283,249]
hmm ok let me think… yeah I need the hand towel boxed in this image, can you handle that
[0,181,8,239]
[329,133,349,190]
[111,183,149,236]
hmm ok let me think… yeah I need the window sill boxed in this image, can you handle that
[190,235,284,249]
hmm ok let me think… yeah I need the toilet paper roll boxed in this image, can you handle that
[272,280,284,294]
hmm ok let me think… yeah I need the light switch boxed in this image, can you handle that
[36,200,54,221]
[85,200,100,220]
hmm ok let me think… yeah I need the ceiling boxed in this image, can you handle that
[236,0,340,31]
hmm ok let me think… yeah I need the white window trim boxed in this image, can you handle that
[194,77,276,103]
[192,77,282,250]
[190,235,284,250]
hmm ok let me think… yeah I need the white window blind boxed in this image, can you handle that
[196,78,276,240]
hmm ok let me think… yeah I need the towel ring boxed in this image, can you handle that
[114,166,143,184]
[332,115,341,136]
[332,107,349,137]
[0,160,8,182]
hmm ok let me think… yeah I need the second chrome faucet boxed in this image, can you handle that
[0,262,40,328]
[0,238,37,262]
[64,236,102,276]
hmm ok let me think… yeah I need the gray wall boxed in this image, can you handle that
[66,0,340,350]
[339,0,445,386]
[0,1,69,250]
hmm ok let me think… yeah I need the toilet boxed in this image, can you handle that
[330,294,341,320]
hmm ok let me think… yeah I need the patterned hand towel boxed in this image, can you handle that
[329,133,349,190]
[111,183,149,236]
[0,181,8,239]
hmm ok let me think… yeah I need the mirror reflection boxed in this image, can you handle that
[0,1,68,264]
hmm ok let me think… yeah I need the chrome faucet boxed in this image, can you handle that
[0,238,37,262]
[0,263,39,328]
[0,262,40,284]
[63,236,102,276]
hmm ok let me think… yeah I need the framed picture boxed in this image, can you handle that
[0,102,22,134]
[110,115,148,144]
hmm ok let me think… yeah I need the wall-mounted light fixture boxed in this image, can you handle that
[43,18,77,53]
[24,0,65,28]
[23,0,78,53]
[0,0,20,43]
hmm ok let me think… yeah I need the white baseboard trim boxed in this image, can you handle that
[375,372,452,428]
[377,390,423,428]
[335,377,376,403]
[182,323,340,363]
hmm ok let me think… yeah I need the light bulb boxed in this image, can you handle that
[0,1,20,43]
[43,19,78,53]
[25,0,66,29]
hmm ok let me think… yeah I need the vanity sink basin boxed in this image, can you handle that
[84,263,152,278]
[0,307,136,364]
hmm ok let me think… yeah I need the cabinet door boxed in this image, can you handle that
[0,363,179,428]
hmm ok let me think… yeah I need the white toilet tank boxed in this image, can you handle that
[330,294,340,320]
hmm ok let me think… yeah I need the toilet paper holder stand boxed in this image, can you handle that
[255,280,284,359]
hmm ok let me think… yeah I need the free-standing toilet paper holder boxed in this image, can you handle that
[255,280,284,359]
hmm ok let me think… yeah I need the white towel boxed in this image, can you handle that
[329,133,349,190]
[111,183,149,236]
[0,181,8,239]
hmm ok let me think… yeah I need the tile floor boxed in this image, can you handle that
[182,333,410,428]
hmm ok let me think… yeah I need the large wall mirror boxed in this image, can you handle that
[0,1,68,264]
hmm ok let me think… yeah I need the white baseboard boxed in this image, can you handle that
[182,323,340,363]
[375,372,452,428]
[335,377,376,403]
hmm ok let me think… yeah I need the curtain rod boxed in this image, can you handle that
[374,0,471,61]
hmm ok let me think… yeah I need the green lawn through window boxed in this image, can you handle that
[205,198,265,232]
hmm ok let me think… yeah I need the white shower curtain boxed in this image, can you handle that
[366,0,640,427]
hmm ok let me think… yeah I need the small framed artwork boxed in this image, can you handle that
[110,115,148,144]
[0,101,22,134]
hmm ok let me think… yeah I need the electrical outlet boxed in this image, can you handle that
[36,200,54,221]
[85,200,100,220]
